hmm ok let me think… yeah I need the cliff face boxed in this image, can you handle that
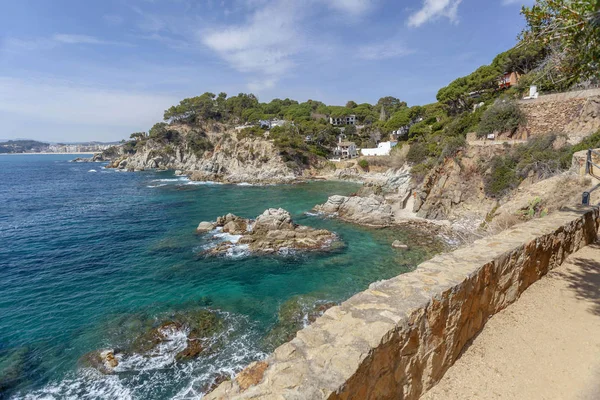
[108,124,297,184]
[413,146,503,221]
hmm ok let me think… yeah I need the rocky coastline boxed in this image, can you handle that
[198,208,341,256]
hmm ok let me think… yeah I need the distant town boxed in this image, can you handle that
[0,139,119,154]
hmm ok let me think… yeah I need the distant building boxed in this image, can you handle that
[334,136,357,159]
[259,119,288,129]
[360,141,398,157]
[329,115,357,125]
[499,72,520,89]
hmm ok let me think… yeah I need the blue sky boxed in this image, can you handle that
[0,0,534,142]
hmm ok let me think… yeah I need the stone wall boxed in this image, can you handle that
[516,89,600,143]
[206,207,600,400]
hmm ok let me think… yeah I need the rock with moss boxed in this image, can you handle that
[81,309,225,373]
[263,295,336,351]
[0,347,29,394]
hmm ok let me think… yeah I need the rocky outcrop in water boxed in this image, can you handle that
[79,309,224,374]
[199,208,340,255]
[313,195,395,227]
[79,349,119,374]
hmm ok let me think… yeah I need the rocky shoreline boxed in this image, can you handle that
[198,208,341,256]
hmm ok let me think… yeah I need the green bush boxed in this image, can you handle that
[477,98,525,138]
[406,142,430,164]
[411,160,434,183]
[357,159,369,170]
[441,136,466,159]
[484,156,519,197]
[483,135,572,197]
[237,126,264,140]
[187,131,214,157]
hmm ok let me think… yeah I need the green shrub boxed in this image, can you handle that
[357,159,369,170]
[477,98,525,138]
[187,131,213,157]
[484,156,519,197]
[441,136,466,159]
[237,126,264,140]
[406,142,430,164]
[411,160,434,183]
[483,135,572,197]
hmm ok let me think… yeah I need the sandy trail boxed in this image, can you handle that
[422,243,600,400]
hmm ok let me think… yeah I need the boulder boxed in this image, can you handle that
[314,195,394,227]
[392,240,409,249]
[197,221,215,232]
[79,349,119,374]
[254,208,295,232]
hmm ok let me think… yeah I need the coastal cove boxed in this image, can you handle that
[0,155,447,399]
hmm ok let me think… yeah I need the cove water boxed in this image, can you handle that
[0,155,443,399]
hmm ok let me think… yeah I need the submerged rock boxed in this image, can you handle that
[82,308,225,373]
[200,208,341,256]
[392,240,409,249]
[263,295,336,351]
[0,347,28,394]
[79,349,119,374]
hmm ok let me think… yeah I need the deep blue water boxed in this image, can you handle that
[0,155,443,399]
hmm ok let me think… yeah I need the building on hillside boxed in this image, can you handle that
[329,115,357,125]
[499,72,520,89]
[333,136,357,159]
[259,119,288,129]
[360,141,398,157]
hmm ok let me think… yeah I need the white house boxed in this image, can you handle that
[329,115,357,125]
[333,136,358,159]
[360,141,397,157]
[259,119,288,129]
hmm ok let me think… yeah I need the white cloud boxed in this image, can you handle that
[2,34,131,53]
[328,0,374,15]
[501,0,535,5]
[201,0,303,89]
[52,34,131,46]
[357,41,414,60]
[0,77,177,128]
[407,0,462,28]
[201,0,376,91]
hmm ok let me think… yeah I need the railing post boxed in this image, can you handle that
[586,149,592,175]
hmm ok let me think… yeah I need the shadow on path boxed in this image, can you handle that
[555,243,600,317]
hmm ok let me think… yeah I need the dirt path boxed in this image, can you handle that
[422,243,600,400]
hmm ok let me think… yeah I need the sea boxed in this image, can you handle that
[0,154,445,399]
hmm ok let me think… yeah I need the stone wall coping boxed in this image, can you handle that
[206,206,599,399]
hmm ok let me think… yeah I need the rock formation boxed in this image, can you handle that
[79,309,224,374]
[107,123,297,184]
[313,195,395,227]
[198,208,340,255]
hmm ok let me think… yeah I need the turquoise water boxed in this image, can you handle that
[0,155,443,399]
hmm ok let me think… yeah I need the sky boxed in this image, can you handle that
[0,0,535,142]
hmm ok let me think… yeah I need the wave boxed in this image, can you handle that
[186,181,223,186]
[88,169,97,173]
[18,312,266,400]
[147,183,168,188]
[152,178,189,183]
